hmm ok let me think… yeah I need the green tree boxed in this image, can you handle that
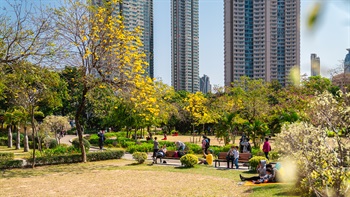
[52,0,151,162]
[3,62,63,167]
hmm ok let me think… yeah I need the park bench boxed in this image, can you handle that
[156,150,187,164]
[214,152,252,168]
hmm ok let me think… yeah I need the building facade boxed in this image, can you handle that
[200,75,212,94]
[311,53,320,76]
[345,48,350,73]
[171,0,199,92]
[224,0,300,87]
[93,0,154,78]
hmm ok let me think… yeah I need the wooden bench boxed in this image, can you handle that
[214,152,251,168]
[156,150,186,163]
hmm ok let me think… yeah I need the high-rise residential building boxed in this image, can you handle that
[93,0,154,78]
[171,0,199,93]
[224,0,300,87]
[200,74,212,94]
[345,48,350,73]
[311,53,320,76]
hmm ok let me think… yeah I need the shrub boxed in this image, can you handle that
[0,152,14,161]
[251,147,264,156]
[210,144,233,155]
[0,137,8,146]
[12,133,24,141]
[26,150,124,166]
[67,128,76,135]
[48,138,58,149]
[132,152,148,164]
[269,151,280,161]
[87,150,124,161]
[0,160,23,169]
[249,156,268,170]
[126,143,153,154]
[72,138,90,152]
[184,143,201,154]
[180,154,198,167]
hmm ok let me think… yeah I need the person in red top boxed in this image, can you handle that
[262,138,271,160]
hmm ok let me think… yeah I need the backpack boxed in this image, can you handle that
[205,138,210,148]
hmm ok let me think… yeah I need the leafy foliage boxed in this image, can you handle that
[132,152,148,164]
[180,154,198,168]
[248,156,268,170]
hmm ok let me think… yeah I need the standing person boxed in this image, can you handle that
[175,141,186,157]
[239,132,247,152]
[202,135,207,157]
[152,137,159,163]
[98,130,105,150]
[226,145,235,168]
[262,137,272,160]
[233,146,240,169]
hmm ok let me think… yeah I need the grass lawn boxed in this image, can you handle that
[0,157,299,197]
[0,146,30,160]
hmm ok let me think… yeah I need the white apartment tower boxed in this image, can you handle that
[171,0,199,92]
[224,0,300,87]
[311,53,320,76]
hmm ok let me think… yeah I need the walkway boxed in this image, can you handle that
[58,135,249,169]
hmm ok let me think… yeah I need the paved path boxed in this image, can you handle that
[58,135,249,170]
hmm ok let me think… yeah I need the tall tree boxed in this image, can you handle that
[4,62,63,167]
[53,0,150,162]
[0,0,58,65]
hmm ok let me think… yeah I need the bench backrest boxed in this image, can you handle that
[165,151,175,157]
[239,153,251,160]
[218,152,251,160]
[218,152,227,159]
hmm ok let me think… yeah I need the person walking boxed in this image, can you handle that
[98,130,105,150]
[262,137,272,160]
[152,137,159,163]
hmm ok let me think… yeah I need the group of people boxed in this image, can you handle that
[239,160,279,184]
[152,137,186,164]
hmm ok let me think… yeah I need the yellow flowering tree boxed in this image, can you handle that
[53,0,149,162]
[183,92,214,134]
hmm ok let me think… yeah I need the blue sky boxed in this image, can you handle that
[154,0,350,87]
[1,0,349,87]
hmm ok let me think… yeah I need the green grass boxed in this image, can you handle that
[249,184,299,197]
[0,146,31,159]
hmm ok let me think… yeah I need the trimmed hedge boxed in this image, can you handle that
[0,152,14,161]
[0,160,23,169]
[126,143,153,154]
[26,150,125,166]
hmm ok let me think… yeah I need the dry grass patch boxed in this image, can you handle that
[0,159,250,197]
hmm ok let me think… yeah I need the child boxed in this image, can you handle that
[198,149,214,165]
[233,146,239,169]
[252,168,273,184]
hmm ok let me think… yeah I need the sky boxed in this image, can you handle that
[153,0,350,87]
[1,0,349,87]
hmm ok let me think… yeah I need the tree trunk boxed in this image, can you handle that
[23,126,29,152]
[75,86,88,163]
[15,125,20,150]
[7,125,12,148]
[31,112,36,168]
[147,126,151,138]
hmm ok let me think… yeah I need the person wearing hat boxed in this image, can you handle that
[198,149,214,165]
